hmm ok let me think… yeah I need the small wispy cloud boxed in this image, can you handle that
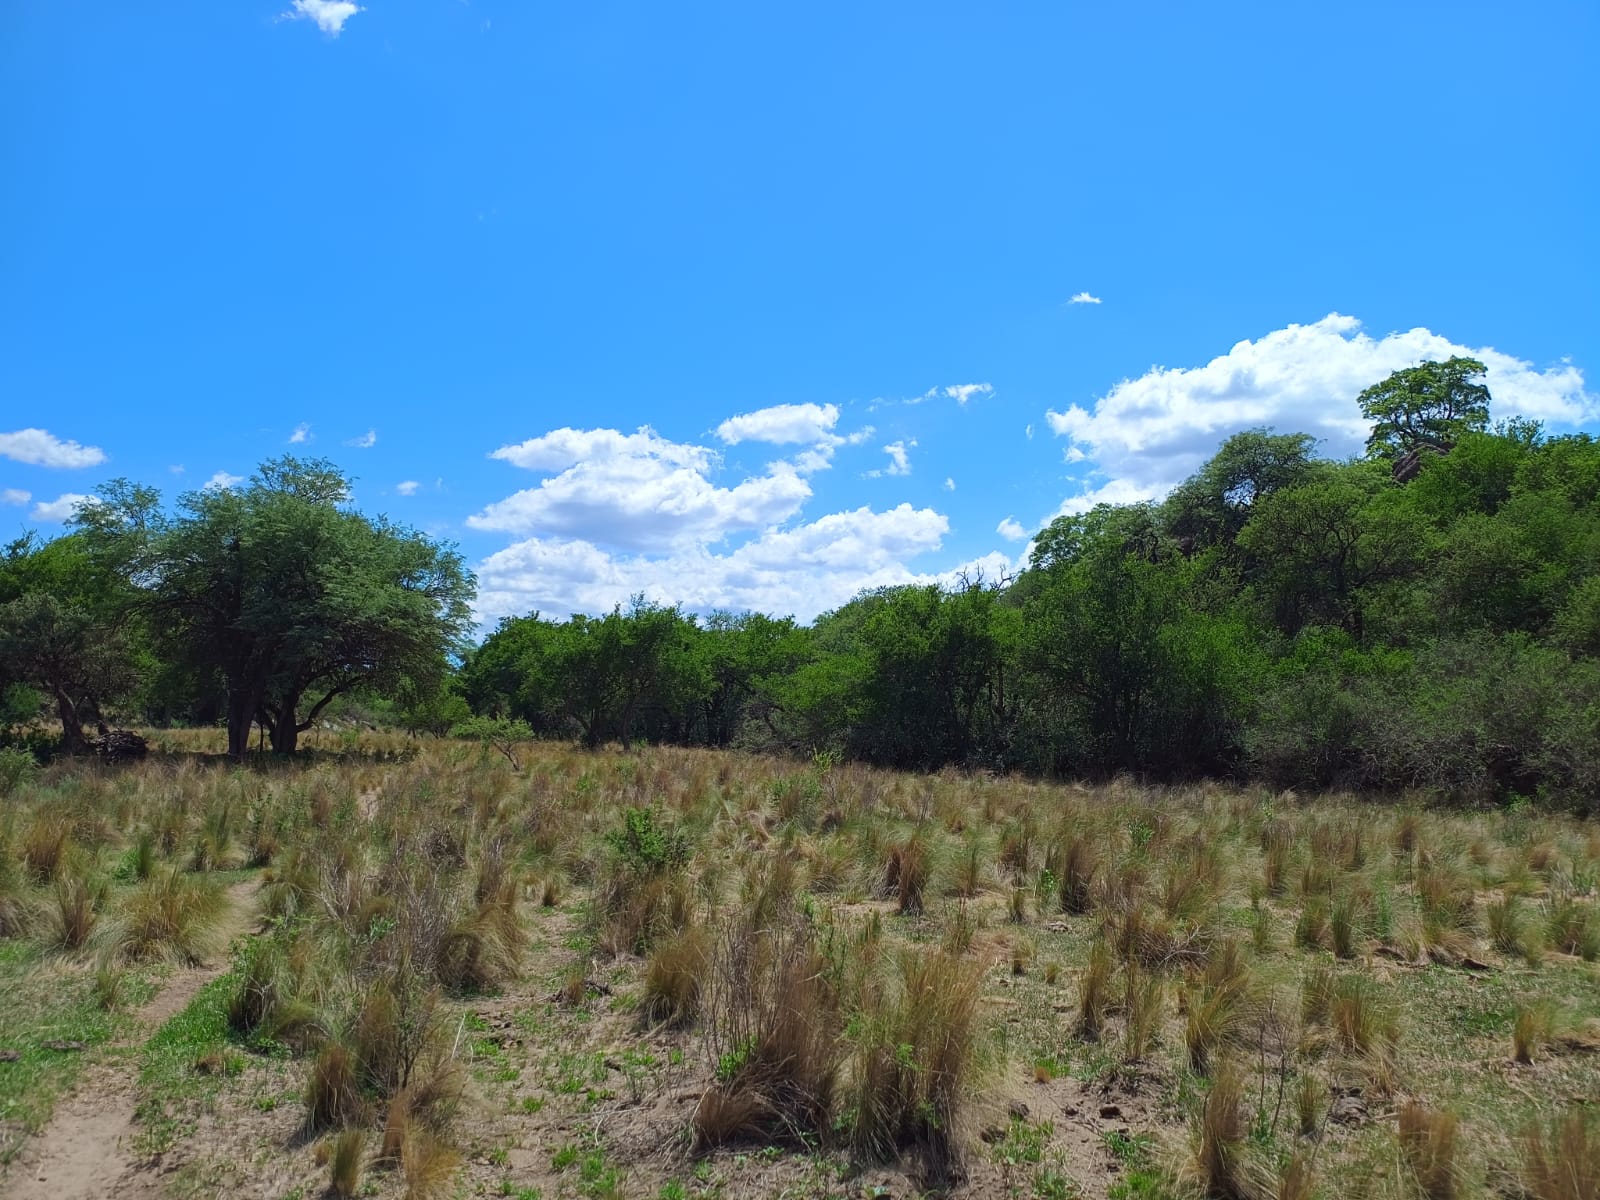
[1067,292,1102,305]
[279,0,364,36]
[866,440,915,478]
[395,480,420,496]
[997,516,1029,542]
[943,477,956,492]
[204,471,245,492]
[944,383,993,405]
[1,488,30,506]
[347,429,377,449]
[289,422,312,444]
[903,382,994,407]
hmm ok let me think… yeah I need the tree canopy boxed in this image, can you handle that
[1358,356,1491,461]
[76,457,474,758]
[7,363,1600,812]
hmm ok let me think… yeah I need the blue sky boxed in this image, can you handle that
[3,1,1596,625]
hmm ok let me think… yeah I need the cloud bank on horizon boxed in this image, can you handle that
[4,316,1592,628]
[1042,313,1594,520]
[467,314,1591,624]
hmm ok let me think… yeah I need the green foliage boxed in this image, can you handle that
[0,745,38,796]
[606,807,691,878]
[452,415,1600,807]
[0,590,135,753]
[1162,427,1321,550]
[1359,356,1491,460]
[451,715,534,769]
[77,456,474,758]
[4,359,1596,809]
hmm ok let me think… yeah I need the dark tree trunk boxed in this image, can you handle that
[267,691,302,756]
[54,688,88,755]
[226,684,261,761]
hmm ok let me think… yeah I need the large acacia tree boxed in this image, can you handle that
[1358,356,1491,461]
[82,458,474,758]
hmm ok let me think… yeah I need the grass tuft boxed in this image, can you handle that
[1522,1107,1600,1200]
[1398,1101,1459,1200]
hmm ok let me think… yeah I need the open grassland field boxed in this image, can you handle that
[1,734,1597,1200]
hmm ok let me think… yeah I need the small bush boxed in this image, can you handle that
[0,745,39,796]
[606,807,690,877]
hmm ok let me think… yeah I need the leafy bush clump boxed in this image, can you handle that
[606,807,691,878]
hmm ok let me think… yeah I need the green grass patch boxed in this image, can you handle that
[0,940,149,1160]
[131,968,245,1155]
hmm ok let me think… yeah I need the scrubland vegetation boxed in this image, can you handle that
[2,735,1598,1198]
[4,362,1600,816]
[2,362,1598,1195]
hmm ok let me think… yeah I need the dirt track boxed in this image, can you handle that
[5,880,257,1200]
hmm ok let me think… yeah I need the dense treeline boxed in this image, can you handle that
[3,360,1599,808]
[459,360,1600,808]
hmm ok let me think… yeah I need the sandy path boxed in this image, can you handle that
[5,879,259,1200]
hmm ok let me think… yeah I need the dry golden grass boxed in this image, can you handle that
[1522,1107,1600,1200]
[1,732,1597,1199]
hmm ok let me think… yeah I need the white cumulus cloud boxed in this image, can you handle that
[997,516,1029,542]
[1,488,30,506]
[347,429,377,449]
[203,471,245,491]
[395,480,420,496]
[475,504,952,624]
[30,493,98,523]
[716,403,840,446]
[1068,292,1102,305]
[280,0,364,36]
[716,403,874,477]
[289,422,312,444]
[1045,313,1594,518]
[469,425,812,552]
[0,429,107,469]
[467,419,980,623]
[943,477,956,491]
